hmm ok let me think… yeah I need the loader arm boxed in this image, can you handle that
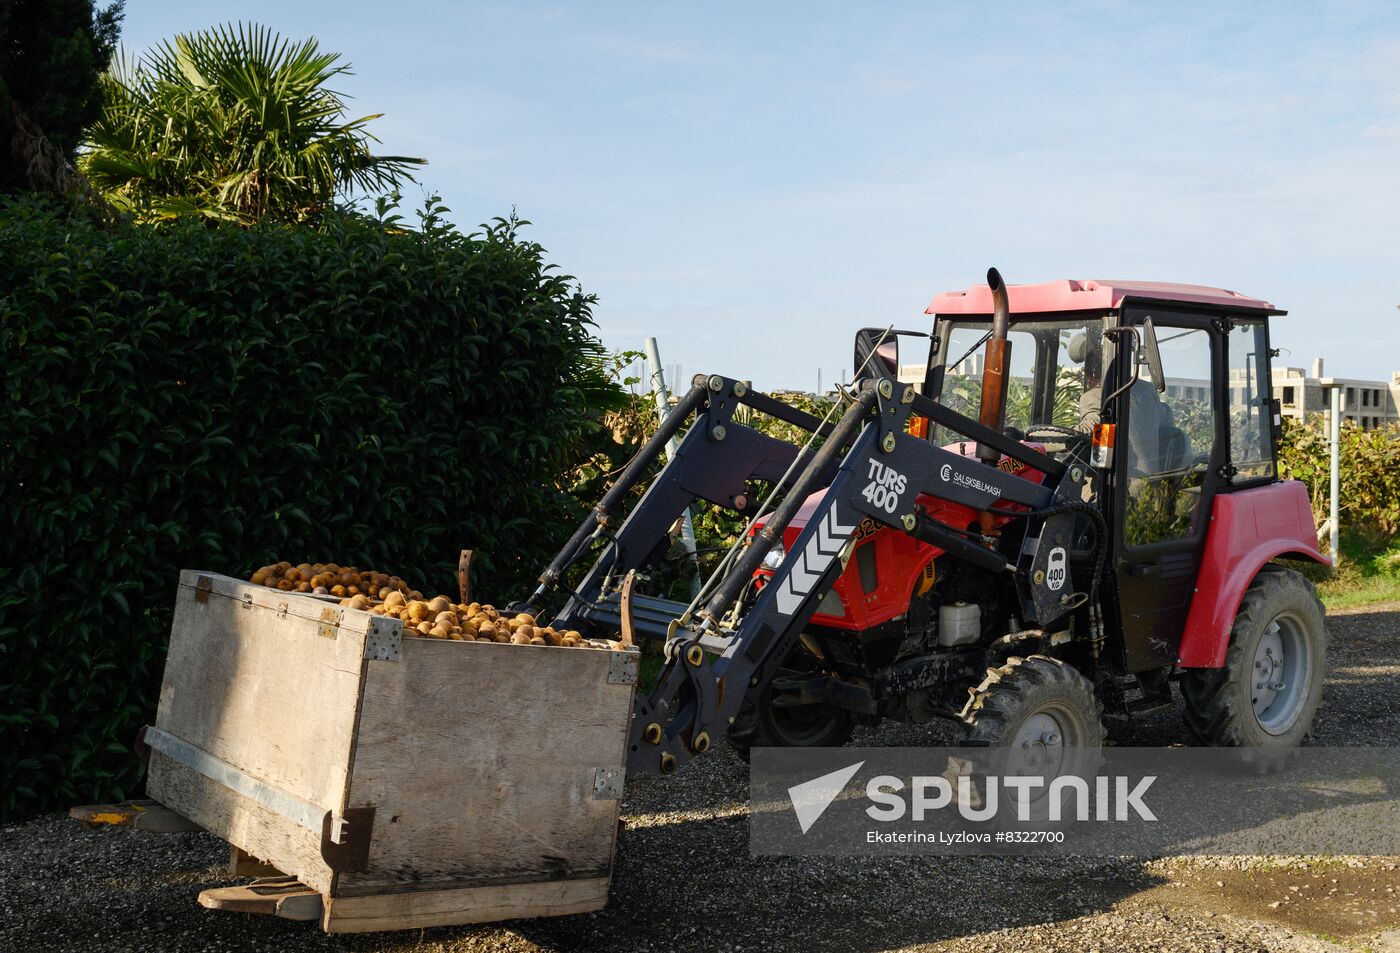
[541,376,844,642]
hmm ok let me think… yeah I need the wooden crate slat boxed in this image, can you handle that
[147,749,337,894]
[322,876,611,933]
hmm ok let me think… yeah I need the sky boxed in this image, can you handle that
[118,1,1400,391]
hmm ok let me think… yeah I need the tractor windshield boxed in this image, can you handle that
[931,316,1106,445]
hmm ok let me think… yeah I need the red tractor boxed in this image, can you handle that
[531,270,1328,774]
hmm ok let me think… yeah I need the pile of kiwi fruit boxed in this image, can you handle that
[250,562,413,599]
[247,562,592,647]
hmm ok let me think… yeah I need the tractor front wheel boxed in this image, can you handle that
[961,654,1106,752]
[959,655,1106,817]
[1182,566,1327,755]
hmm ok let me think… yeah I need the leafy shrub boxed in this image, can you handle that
[1278,417,1400,546]
[0,194,622,818]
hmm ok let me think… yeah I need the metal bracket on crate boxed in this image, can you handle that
[364,616,402,662]
[316,607,343,640]
[607,650,639,685]
[320,807,375,873]
[592,766,624,800]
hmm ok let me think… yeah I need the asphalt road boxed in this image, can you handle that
[3,603,1399,953]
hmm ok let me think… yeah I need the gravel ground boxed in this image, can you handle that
[3,603,1399,953]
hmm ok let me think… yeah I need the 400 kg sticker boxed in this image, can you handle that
[861,460,907,515]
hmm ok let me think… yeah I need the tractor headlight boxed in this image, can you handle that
[762,542,786,570]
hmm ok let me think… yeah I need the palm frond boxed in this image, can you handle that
[79,21,425,224]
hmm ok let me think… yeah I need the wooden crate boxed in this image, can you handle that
[145,570,638,933]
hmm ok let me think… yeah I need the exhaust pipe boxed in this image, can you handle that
[975,267,1011,464]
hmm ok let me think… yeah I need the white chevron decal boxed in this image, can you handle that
[773,503,857,615]
[817,507,855,555]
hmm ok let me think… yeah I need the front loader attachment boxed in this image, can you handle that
[526,374,1098,776]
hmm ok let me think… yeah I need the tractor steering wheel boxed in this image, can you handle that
[1024,425,1090,466]
[1024,424,1086,442]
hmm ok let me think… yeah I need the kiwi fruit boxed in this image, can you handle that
[247,562,607,648]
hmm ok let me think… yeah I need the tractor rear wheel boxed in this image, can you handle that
[1182,567,1327,756]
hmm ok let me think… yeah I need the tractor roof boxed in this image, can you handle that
[926,279,1280,317]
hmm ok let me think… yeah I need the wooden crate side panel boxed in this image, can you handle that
[336,639,634,894]
[146,750,334,894]
[322,877,611,933]
[155,571,370,811]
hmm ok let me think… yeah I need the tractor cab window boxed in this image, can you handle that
[933,317,1106,459]
[1227,321,1275,481]
[1122,326,1216,547]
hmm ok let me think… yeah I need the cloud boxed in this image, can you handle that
[1361,122,1400,141]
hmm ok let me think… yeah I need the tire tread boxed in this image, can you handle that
[1181,566,1327,756]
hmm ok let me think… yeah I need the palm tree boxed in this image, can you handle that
[79,23,425,223]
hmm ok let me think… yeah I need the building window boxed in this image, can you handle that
[1282,386,1295,405]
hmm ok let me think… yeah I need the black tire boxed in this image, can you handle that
[728,680,855,762]
[962,654,1107,751]
[1182,567,1327,755]
[959,655,1105,819]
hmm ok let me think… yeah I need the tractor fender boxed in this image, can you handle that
[1177,480,1328,669]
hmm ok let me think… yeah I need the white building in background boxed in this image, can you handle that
[1272,359,1399,431]
[898,352,981,387]
[899,353,1399,432]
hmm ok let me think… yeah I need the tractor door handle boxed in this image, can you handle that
[1128,562,1159,576]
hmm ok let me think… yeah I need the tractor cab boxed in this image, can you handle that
[856,278,1294,673]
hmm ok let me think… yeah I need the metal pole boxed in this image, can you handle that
[645,337,701,596]
[1329,385,1341,557]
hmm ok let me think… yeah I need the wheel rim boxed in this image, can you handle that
[1251,610,1312,736]
[1007,708,1074,777]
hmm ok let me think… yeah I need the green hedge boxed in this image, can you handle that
[1279,417,1400,546]
[0,195,619,818]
